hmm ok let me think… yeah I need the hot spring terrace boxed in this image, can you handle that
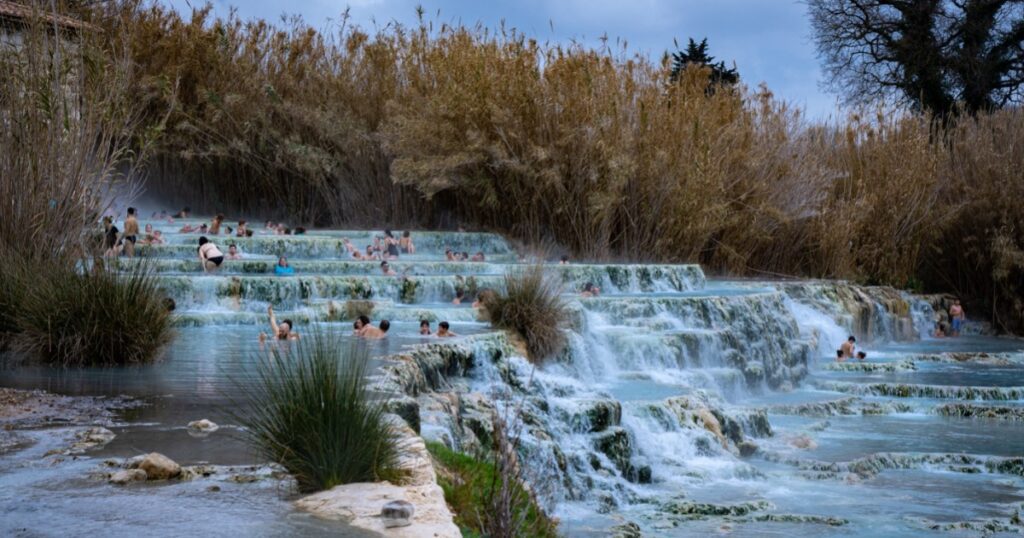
[2,219,1023,537]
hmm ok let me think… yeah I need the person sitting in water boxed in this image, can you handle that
[471,251,485,262]
[384,230,400,259]
[839,336,856,361]
[198,223,209,234]
[274,256,294,276]
[949,299,965,337]
[835,350,844,362]
[226,243,243,260]
[360,319,389,339]
[352,249,364,260]
[381,261,397,276]
[934,321,947,338]
[452,288,465,305]
[559,255,570,264]
[179,223,196,233]
[235,220,248,237]
[400,231,415,254]
[342,238,356,253]
[365,245,379,261]
[436,321,457,338]
[198,236,224,272]
[172,206,190,219]
[419,319,432,335]
[209,213,225,235]
[150,230,165,245]
[354,315,371,334]
[445,249,455,261]
[581,282,600,298]
[460,251,470,261]
[856,351,867,361]
[259,304,299,343]
[142,223,155,244]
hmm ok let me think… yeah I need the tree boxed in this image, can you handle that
[669,38,739,88]
[809,0,1024,117]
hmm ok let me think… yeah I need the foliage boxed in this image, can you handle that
[480,266,569,362]
[426,441,558,538]
[669,38,739,88]
[11,261,173,366]
[808,0,1024,117]
[232,330,403,493]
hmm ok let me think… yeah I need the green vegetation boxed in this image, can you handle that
[480,266,569,363]
[234,330,403,493]
[11,262,172,366]
[426,441,558,538]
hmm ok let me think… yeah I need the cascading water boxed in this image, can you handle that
[2,217,1022,537]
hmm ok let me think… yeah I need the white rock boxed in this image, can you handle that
[109,469,147,485]
[295,416,460,538]
[138,452,181,480]
[69,427,116,453]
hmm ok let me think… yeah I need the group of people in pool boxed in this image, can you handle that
[347,230,415,261]
[258,305,458,343]
[836,335,867,362]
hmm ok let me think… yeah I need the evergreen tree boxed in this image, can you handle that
[669,38,740,88]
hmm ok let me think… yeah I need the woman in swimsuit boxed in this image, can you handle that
[274,256,294,276]
[209,214,225,235]
[383,230,400,259]
[198,237,225,272]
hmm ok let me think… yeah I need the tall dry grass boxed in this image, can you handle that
[80,2,1024,332]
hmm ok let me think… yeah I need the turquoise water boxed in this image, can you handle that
[2,220,1023,536]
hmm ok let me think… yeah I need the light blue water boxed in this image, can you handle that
[3,222,1024,536]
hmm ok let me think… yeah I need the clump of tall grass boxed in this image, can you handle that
[233,330,403,493]
[12,262,173,366]
[481,266,569,363]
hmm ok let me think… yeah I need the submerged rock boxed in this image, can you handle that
[69,426,116,453]
[664,499,772,517]
[609,521,642,537]
[934,403,1024,420]
[137,452,181,480]
[186,419,219,436]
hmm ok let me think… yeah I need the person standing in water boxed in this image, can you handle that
[839,336,856,361]
[949,300,965,337]
[122,207,139,258]
[198,237,224,272]
[399,231,415,254]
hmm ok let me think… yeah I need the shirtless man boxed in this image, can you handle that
[122,207,139,257]
[360,319,390,339]
[381,261,397,276]
[839,336,856,361]
[259,304,299,343]
[436,321,456,337]
[226,244,243,260]
[581,282,600,298]
[949,300,965,337]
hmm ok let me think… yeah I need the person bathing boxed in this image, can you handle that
[198,237,224,272]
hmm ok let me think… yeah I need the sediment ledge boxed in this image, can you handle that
[813,381,1024,401]
[767,397,912,417]
[761,451,1024,480]
[934,403,1024,420]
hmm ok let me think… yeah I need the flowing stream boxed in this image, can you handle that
[2,219,1022,536]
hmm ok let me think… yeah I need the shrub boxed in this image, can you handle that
[481,266,569,362]
[233,330,403,493]
[13,262,173,366]
[427,440,558,538]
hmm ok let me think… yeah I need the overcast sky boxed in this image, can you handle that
[166,0,841,119]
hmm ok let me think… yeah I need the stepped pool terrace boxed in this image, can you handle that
[2,223,1023,536]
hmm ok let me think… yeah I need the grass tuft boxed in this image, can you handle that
[11,261,172,366]
[481,265,569,363]
[233,330,403,493]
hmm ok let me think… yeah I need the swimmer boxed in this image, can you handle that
[436,321,457,338]
[581,282,600,298]
[381,261,397,276]
[360,319,389,339]
[198,237,224,272]
[274,256,294,276]
[259,304,299,342]
[419,319,432,335]
[226,243,243,260]
[839,336,856,362]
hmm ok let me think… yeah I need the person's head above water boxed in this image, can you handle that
[278,318,293,337]
[127,207,135,216]
[198,236,209,246]
[278,256,288,267]
[583,282,595,292]
[848,336,856,343]
[358,315,371,328]
[228,244,237,253]
[403,231,410,238]
[857,351,867,359]
[419,319,430,333]
[439,321,450,331]
[379,319,390,333]
[384,229,393,238]
[145,223,153,233]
